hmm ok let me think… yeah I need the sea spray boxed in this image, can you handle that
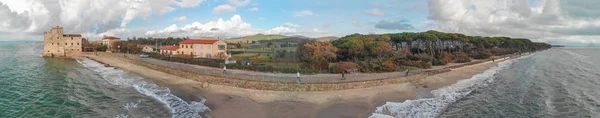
[370,55,532,118]
[77,58,210,118]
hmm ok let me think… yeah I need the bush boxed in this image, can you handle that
[406,61,431,69]
[439,52,455,64]
[455,52,471,63]
[417,53,433,62]
[432,58,446,66]
[96,45,107,52]
[334,62,361,73]
[382,61,398,72]
[473,51,491,59]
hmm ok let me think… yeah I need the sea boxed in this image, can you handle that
[0,41,209,118]
[372,47,600,118]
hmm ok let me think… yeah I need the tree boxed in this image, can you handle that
[300,42,338,69]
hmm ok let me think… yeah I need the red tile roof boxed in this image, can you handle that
[160,45,179,50]
[179,39,220,44]
[103,36,121,40]
[137,45,146,49]
[63,34,82,37]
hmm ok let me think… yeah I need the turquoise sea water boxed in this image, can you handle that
[372,47,600,118]
[0,42,209,118]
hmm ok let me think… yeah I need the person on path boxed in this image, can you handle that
[296,72,301,83]
[405,69,410,77]
[223,65,227,74]
[341,71,346,80]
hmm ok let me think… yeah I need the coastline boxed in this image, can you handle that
[80,52,518,117]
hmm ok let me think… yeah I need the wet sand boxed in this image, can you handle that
[82,54,509,118]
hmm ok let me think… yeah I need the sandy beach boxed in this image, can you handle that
[81,53,512,117]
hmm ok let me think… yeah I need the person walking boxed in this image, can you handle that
[341,71,346,80]
[296,72,301,83]
[223,65,227,74]
[405,68,410,77]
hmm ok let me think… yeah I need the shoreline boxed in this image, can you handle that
[79,52,521,117]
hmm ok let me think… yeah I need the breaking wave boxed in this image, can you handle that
[76,58,210,118]
[370,55,531,118]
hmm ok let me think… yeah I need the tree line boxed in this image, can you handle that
[299,30,551,73]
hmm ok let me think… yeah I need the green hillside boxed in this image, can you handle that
[313,36,339,42]
[225,34,288,43]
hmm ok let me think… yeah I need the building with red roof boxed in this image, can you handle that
[160,38,229,59]
[102,36,121,52]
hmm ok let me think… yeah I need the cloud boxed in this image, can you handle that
[176,0,205,8]
[427,0,600,45]
[294,10,314,17]
[228,0,251,7]
[266,23,299,34]
[248,7,259,12]
[374,19,415,30]
[212,4,236,14]
[172,16,187,22]
[352,20,363,27]
[0,0,205,40]
[145,15,255,38]
[365,9,386,16]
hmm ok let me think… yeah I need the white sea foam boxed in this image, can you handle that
[370,55,531,118]
[76,58,210,118]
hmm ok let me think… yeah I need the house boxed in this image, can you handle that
[176,38,228,58]
[159,38,229,59]
[42,26,84,57]
[140,45,155,53]
[160,45,179,55]
[102,36,121,52]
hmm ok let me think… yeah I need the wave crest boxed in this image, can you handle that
[370,56,528,118]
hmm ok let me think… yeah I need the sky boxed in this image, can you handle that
[0,0,599,46]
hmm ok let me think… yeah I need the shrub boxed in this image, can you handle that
[417,53,433,62]
[381,61,398,72]
[455,52,471,63]
[432,58,446,66]
[473,51,491,59]
[334,62,361,73]
[439,52,455,64]
[406,61,431,69]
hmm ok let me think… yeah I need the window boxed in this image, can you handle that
[207,46,212,49]
[52,43,54,45]
[181,45,183,48]
[77,43,79,45]
[65,43,67,45]
[71,37,73,40]
[57,50,60,52]
[71,43,73,45]
[200,45,203,49]
[185,45,188,48]
[218,45,225,50]
[191,45,193,48]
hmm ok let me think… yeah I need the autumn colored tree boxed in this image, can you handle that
[300,42,338,69]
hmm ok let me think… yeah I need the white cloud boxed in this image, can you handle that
[0,0,205,40]
[352,20,363,27]
[365,9,386,16]
[428,0,600,45]
[145,15,257,38]
[228,0,251,7]
[172,16,187,22]
[212,4,236,14]
[293,10,314,17]
[248,7,259,12]
[176,0,205,8]
[266,23,299,34]
[143,15,329,38]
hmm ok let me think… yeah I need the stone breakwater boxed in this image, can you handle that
[83,53,513,92]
